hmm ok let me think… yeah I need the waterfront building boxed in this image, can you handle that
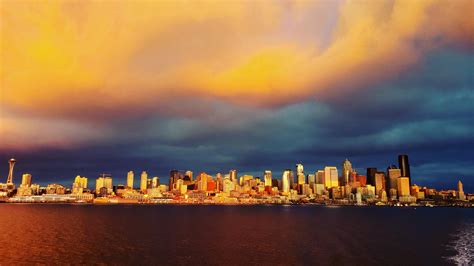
[127,171,134,189]
[140,171,148,192]
[324,166,338,188]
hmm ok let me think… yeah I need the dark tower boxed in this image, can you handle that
[398,154,411,185]
[366,168,377,186]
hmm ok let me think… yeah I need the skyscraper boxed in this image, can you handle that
[366,168,377,186]
[229,170,237,183]
[264,170,272,187]
[398,154,411,184]
[342,159,353,186]
[324,166,338,188]
[374,172,386,196]
[397,177,410,197]
[169,170,184,191]
[387,166,401,191]
[458,180,466,200]
[21,173,32,187]
[282,170,291,193]
[140,171,148,192]
[127,171,134,189]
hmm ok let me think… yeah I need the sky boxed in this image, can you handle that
[1,0,473,191]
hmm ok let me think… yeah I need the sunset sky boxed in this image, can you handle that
[1,0,473,190]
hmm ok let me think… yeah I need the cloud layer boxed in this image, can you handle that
[0,0,473,190]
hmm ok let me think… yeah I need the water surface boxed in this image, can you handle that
[0,204,472,265]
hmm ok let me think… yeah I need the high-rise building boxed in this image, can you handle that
[315,170,324,184]
[196,172,211,191]
[398,154,411,184]
[169,170,184,191]
[184,170,193,181]
[140,171,148,192]
[127,171,134,189]
[282,170,291,193]
[296,164,304,175]
[324,166,338,188]
[387,166,401,191]
[374,172,386,196]
[397,177,410,197]
[366,168,377,186]
[152,177,159,188]
[229,170,237,183]
[264,170,272,187]
[307,174,315,186]
[72,175,87,194]
[342,159,353,186]
[96,176,113,194]
[21,173,32,187]
[458,180,466,200]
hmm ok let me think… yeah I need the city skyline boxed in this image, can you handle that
[1,0,473,192]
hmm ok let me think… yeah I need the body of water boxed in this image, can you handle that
[0,204,472,265]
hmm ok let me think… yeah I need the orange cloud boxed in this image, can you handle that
[0,0,472,149]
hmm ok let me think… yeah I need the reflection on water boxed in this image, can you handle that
[446,223,474,265]
[0,204,471,265]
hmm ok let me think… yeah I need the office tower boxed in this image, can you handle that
[324,166,338,188]
[140,171,148,192]
[297,173,306,185]
[152,177,159,188]
[315,170,324,184]
[6,158,16,185]
[127,171,134,189]
[96,176,113,193]
[387,166,401,191]
[458,180,466,200]
[184,170,193,181]
[397,177,410,197]
[374,172,386,196]
[282,170,291,193]
[264,170,272,187]
[366,168,377,186]
[307,174,315,186]
[21,173,32,187]
[296,164,304,175]
[229,170,237,183]
[72,175,87,194]
[288,170,295,187]
[196,172,210,191]
[342,159,353,186]
[398,154,411,184]
[169,170,184,191]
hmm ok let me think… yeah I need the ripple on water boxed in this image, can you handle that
[446,223,474,265]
